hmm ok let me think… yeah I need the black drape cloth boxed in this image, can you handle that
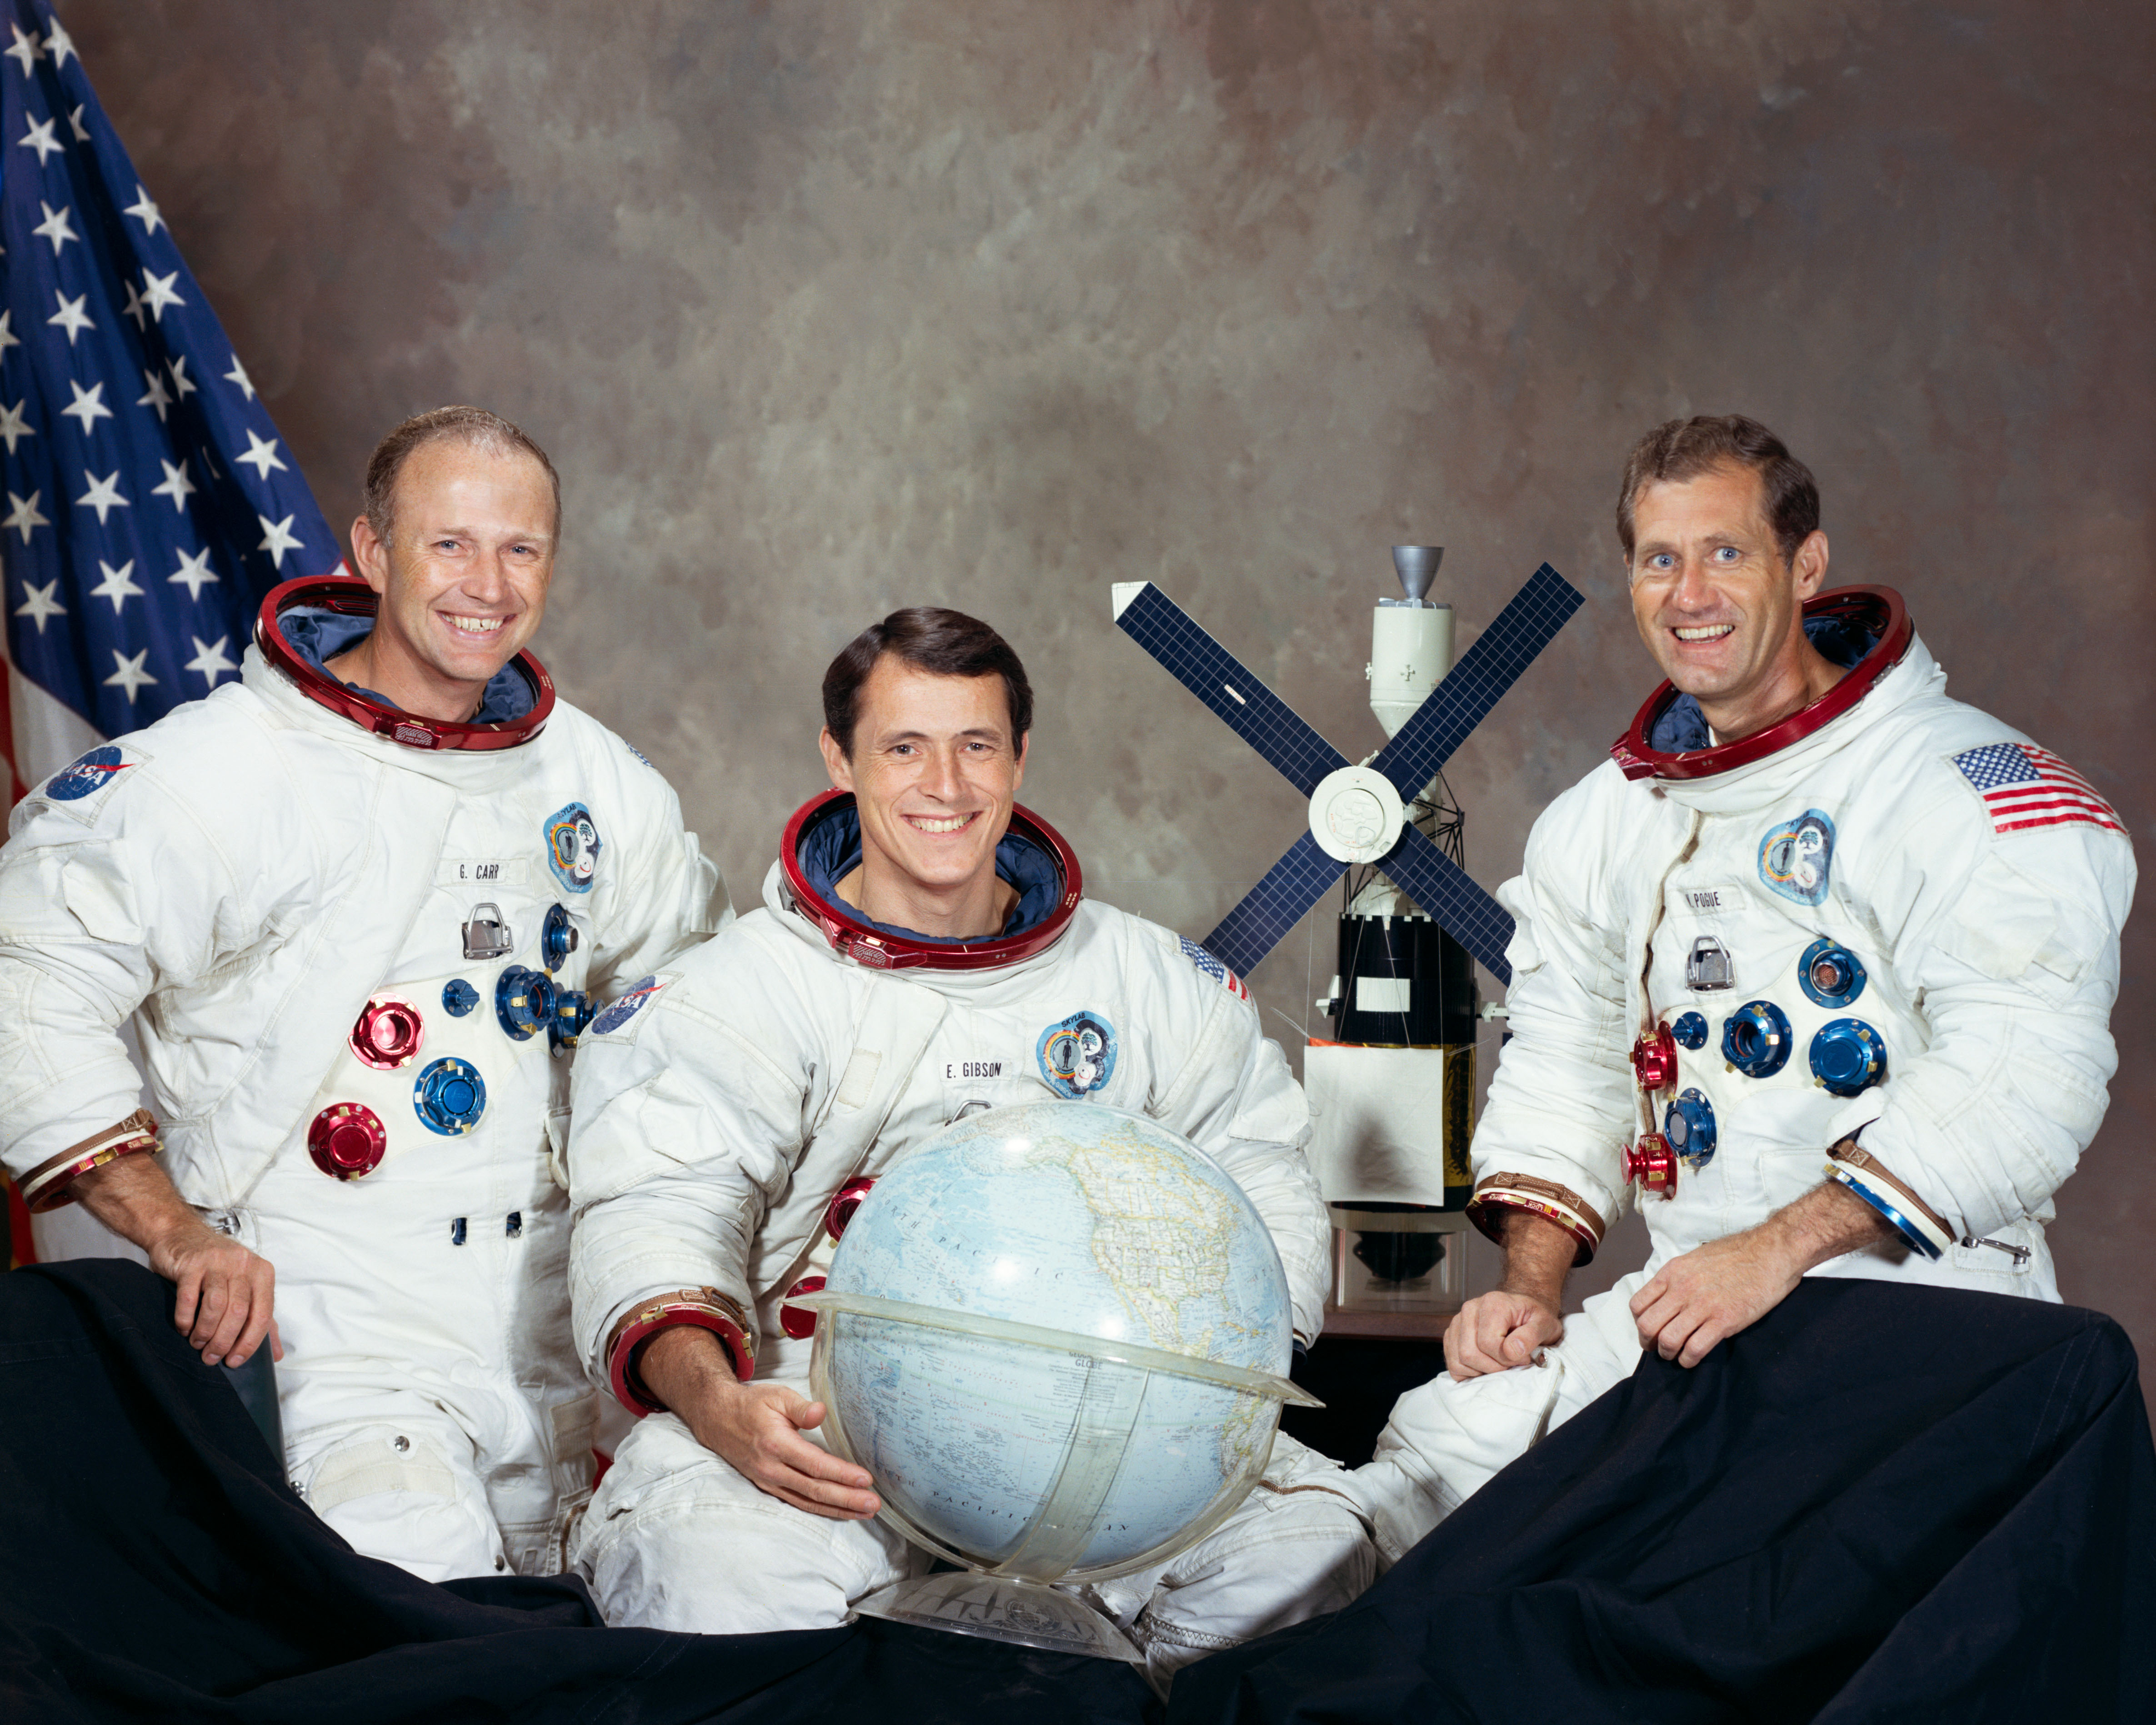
[1171,1278,2156,1725]
[0,1259,1156,1725]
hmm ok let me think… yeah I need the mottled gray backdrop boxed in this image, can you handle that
[63,2,2153,1374]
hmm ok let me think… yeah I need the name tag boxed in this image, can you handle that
[1676,884,1736,916]
[436,858,530,887]
[944,1059,1009,1079]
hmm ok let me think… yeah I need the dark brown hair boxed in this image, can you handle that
[362,406,561,547]
[822,608,1034,757]
[1616,415,1820,564]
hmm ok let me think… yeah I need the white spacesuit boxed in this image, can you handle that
[0,576,725,1580]
[1354,588,2135,1562]
[567,790,1371,1679]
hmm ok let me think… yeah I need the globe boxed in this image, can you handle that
[794,1099,1316,1661]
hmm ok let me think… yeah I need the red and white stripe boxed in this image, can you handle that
[1984,744,2124,837]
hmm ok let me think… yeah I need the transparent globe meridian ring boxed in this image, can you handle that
[792,1099,1319,1663]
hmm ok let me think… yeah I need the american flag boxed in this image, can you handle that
[0,0,340,1267]
[1952,742,2126,838]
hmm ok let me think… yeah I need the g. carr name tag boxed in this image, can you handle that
[435,858,532,888]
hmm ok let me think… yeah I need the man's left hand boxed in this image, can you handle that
[1629,1171,1895,1367]
[1628,1230,1804,1367]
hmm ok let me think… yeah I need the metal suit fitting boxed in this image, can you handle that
[780,1275,826,1340]
[1622,1133,1678,1200]
[495,965,556,1042]
[541,903,580,974]
[1670,1011,1709,1050]
[1665,1088,1717,1169]
[308,1102,386,1180]
[824,1176,876,1241]
[350,995,425,1071]
[414,1057,487,1135]
[1686,936,1734,992]
[1798,939,1867,1008]
[1810,1018,1887,1097]
[549,988,593,1056]
[1631,1025,1680,1093]
[1721,999,1794,1079]
[441,978,480,1017]
[461,903,514,961]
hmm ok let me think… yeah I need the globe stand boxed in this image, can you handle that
[851,1570,1142,1663]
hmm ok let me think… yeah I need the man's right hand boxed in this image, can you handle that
[149,1215,281,1369]
[70,1150,280,1368]
[1442,1206,1578,1381]
[1444,1289,1563,1380]
[638,1326,881,1520]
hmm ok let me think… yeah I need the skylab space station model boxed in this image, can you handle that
[1114,553,1583,1313]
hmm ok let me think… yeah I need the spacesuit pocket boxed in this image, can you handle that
[296,1425,463,1512]
[550,1392,599,1474]
[1723,1091,1834,1212]
[1934,853,2067,984]
[59,853,143,945]
[544,1107,572,1191]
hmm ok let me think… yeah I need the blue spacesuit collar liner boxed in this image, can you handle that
[1645,612,1879,754]
[277,606,537,727]
[795,802,1063,945]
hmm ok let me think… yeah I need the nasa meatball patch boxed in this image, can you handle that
[544,801,603,893]
[1036,1011,1118,1098]
[44,744,138,805]
[1179,935,1251,1001]
[590,974,668,1037]
[1758,808,1836,907]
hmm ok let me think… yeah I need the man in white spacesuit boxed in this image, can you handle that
[567,607,1372,1681]
[0,407,725,1580]
[1352,414,2136,1564]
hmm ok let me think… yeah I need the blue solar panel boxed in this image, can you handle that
[1369,563,1584,799]
[1200,830,1344,980]
[1116,583,1347,797]
[1378,822,1517,983]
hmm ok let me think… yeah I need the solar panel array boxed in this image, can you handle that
[1376,822,1517,983]
[1117,564,1577,980]
[1113,583,1347,796]
[1200,830,1344,981]
[1370,563,1585,799]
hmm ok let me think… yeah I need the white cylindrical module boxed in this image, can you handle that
[1368,602,1454,737]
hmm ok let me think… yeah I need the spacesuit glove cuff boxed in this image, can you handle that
[1466,1173,1603,1266]
[607,1290,755,1416]
[20,1109,160,1213]
[1824,1149,1954,1261]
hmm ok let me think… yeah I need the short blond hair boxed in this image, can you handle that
[363,406,560,547]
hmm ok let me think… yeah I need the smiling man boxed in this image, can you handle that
[0,406,726,1580]
[1349,414,2136,1563]
[565,608,1371,1684]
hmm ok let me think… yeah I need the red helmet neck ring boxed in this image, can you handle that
[255,575,555,752]
[779,789,1084,972]
[1611,585,1913,783]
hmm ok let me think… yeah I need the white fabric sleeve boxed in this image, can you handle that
[585,738,731,996]
[566,944,807,1384]
[1466,773,1639,1252]
[1836,787,2135,1241]
[0,766,268,1184]
[1148,951,1331,1346]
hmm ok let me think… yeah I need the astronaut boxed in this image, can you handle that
[1352,415,2136,1562]
[567,607,1372,1682]
[0,408,725,1580]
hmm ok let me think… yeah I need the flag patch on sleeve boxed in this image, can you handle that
[1952,743,2124,837]
[1180,936,1251,1000]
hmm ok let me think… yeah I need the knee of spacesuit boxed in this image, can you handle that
[287,1419,505,1583]
[1351,1284,1647,1565]
[1106,1434,1376,1684]
[572,1410,918,1634]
